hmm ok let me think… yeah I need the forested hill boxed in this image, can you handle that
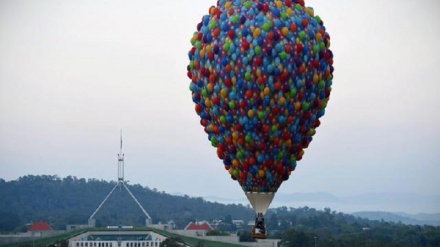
[2,175,440,246]
[0,175,254,231]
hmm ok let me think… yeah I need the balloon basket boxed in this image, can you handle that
[252,226,266,239]
[252,213,266,239]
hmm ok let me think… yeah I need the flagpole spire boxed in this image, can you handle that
[88,130,153,227]
[120,129,123,153]
[118,129,124,182]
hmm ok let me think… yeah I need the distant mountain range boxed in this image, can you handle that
[352,211,440,226]
[2,176,440,247]
[1,175,439,232]
[204,191,440,224]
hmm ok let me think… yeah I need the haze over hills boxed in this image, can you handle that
[1,174,439,233]
[352,211,440,227]
[203,192,440,226]
[203,191,440,215]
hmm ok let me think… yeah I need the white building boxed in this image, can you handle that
[68,231,166,247]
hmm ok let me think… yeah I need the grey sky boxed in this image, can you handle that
[1,0,439,213]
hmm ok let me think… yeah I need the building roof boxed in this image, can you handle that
[28,221,53,231]
[184,222,214,231]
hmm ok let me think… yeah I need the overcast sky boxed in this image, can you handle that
[1,0,439,213]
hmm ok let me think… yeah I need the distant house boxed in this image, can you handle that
[150,220,176,231]
[184,221,214,236]
[232,220,244,226]
[28,221,53,237]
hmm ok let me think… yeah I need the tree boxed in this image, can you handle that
[159,237,184,247]
[3,174,440,247]
[206,229,225,236]
[0,210,20,231]
[267,213,279,231]
[223,214,233,225]
[237,230,256,242]
[279,229,312,247]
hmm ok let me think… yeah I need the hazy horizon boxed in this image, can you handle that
[2,174,439,215]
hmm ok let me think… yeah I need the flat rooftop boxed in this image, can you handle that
[69,230,166,244]
[87,234,153,241]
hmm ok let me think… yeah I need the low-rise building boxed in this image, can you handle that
[183,221,214,236]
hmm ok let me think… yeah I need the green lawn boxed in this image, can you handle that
[149,228,246,247]
[1,228,247,247]
[1,228,89,247]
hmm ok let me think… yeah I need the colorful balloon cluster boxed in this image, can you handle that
[187,0,334,193]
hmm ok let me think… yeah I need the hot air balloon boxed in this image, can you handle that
[187,0,333,238]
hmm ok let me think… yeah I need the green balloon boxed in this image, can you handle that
[302,102,310,111]
[202,89,208,97]
[254,46,262,55]
[263,22,271,32]
[237,150,245,160]
[210,136,219,147]
[233,169,240,178]
[209,20,218,29]
[245,134,253,143]
[318,80,325,90]
[220,116,227,124]
[290,88,297,98]
[231,14,239,24]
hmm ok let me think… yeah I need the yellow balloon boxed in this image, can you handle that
[231,76,237,85]
[316,32,323,42]
[220,88,228,98]
[206,44,212,53]
[264,87,270,96]
[207,82,214,92]
[279,97,286,105]
[232,131,239,141]
[281,27,289,37]
[205,99,212,108]
[253,28,261,39]
[306,7,314,17]
[256,68,262,77]
[286,8,293,17]
[225,1,232,9]
[313,74,319,84]
[232,159,240,167]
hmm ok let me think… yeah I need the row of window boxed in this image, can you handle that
[74,241,161,247]
[74,242,116,247]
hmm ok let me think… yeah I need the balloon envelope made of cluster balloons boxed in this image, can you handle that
[187,0,334,207]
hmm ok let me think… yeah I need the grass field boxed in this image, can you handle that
[149,228,246,247]
[0,228,247,247]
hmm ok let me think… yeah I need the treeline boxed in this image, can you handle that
[1,175,439,246]
[265,207,440,246]
[0,175,254,231]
